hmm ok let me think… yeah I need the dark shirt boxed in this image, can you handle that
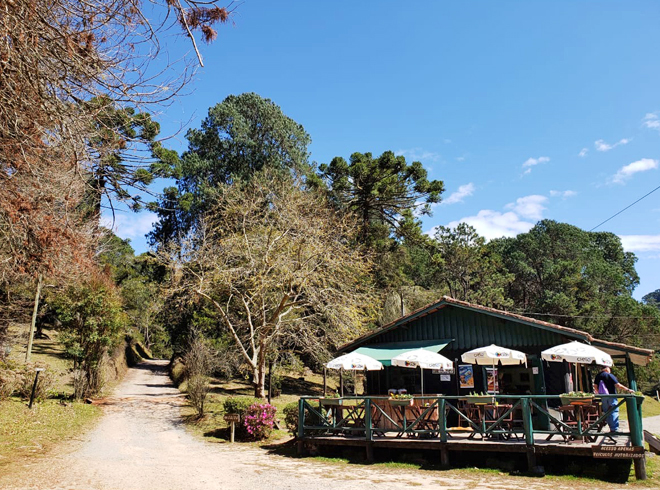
[594,371,619,394]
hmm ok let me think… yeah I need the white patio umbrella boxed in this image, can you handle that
[391,349,454,395]
[325,352,383,396]
[541,341,613,367]
[461,344,527,394]
[326,352,384,371]
[461,344,528,366]
[541,341,613,392]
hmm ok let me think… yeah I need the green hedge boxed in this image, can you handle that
[222,396,260,415]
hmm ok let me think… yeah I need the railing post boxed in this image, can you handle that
[626,395,647,480]
[365,397,374,462]
[521,397,539,474]
[438,398,447,443]
[297,398,305,456]
[439,397,449,468]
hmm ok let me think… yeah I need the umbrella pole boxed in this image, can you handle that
[323,367,327,397]
[340,368,344,397]
[421,367,424,396]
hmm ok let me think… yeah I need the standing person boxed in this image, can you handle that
[593,365,634,433]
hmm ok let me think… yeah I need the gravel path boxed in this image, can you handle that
[0,361,634,490]
[643,414,660,436]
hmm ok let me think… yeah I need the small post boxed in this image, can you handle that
[323,368,327,397]
[365,397,374,462]
[224,413,240,443]
[297,398,306,456]
[440,446,450,468]
[339,368,344,397]
[28,368,45,409]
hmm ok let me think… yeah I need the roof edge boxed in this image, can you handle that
[339,296,652,359]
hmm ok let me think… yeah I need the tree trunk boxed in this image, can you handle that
[253,362,267,398]
[253,342,267,398]
[25,273,43,362]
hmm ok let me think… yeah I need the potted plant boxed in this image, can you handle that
[465,392,493,404]
[389,393,414,406]
[320,391,343,406]
[560,391,595,406]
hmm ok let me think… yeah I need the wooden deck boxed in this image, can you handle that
[302,430,631,457]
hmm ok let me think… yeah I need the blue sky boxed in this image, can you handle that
[106,1,660,299]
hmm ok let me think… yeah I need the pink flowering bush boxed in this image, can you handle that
[243,402,277,440]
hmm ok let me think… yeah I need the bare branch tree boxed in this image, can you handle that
[177,171,376,398]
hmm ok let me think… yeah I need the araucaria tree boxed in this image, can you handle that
[185,171,374,398]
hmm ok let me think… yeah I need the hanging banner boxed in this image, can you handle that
[459,364,474,389]
[486,367,499,393]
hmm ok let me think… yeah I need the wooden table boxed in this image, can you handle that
[553,402,603,442]
[467,403,514,439]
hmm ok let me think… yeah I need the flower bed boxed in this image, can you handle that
[559,392,594,406]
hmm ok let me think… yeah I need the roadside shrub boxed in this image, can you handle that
[0,360,19,400]
[183,335,217,417]
[283,402,299,435]
[170,357,186,386]
[51,278,124,398]
[71,369,89,400]
[187,374,211,417]
[222,396,260,416]
[243,402,277,440]
[16,364,55,402]
[283,400,327,437]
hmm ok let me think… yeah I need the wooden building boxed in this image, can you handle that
[339,296,653,398]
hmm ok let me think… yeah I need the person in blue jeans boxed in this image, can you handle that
[593,365,634,432]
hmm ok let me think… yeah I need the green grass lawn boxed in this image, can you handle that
[179,369,341,444]
[0,325,101,476]
[0,396,100,474]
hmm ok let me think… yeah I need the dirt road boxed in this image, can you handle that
[0,361,633,490]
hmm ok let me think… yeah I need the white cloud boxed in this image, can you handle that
[456,156,466,162]
[438,210,535,240]
[612,158,659,184]
[643,113,660,131]
[579,148,589,157]
[505,195,548,220]
[521,156,550,175]
[395,148,441,162]
[594,138,631,152]
[442,183,475,205]
[550,190,577,198]
[101,211,158,241]
[620,235,660,253]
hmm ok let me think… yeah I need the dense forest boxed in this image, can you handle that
[1,1,659,401]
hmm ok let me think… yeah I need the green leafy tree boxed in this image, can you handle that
[430,223,513,308]
[314,151,444,247]
[489,220,658,346]
[312,151,444,304]
[51,278,125,396]
[643,289,660,307]
[149,93,311,246]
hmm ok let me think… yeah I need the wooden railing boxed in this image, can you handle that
[297,394,645,447]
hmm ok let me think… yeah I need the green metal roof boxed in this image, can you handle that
[353,340,450,366]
